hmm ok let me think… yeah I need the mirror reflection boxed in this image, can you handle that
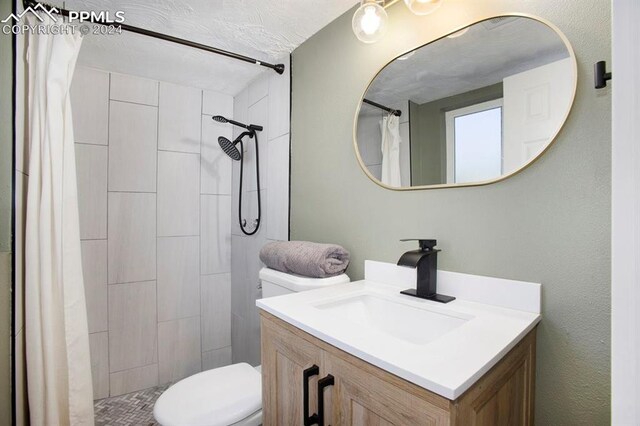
[356,16,575,189]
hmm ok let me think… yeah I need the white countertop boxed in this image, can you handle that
[256,261,541,400]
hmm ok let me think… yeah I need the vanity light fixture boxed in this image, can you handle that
[353,0,443,43]
[352,0,389,44]
[403,0,443,16]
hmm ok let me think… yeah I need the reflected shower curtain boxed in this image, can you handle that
[380,113,402,186]
[25,16,94,425]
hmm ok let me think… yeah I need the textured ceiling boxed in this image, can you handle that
[55,0,357,94]
[365,17,570,108]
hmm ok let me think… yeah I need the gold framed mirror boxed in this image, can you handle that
[354,14,577,190]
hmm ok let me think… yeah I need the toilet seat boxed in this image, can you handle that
[153,363,262,426]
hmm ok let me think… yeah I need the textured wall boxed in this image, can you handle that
[290,1,610,423]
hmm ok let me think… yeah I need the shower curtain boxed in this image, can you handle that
[380,113,402,186]
[24,16,95,425]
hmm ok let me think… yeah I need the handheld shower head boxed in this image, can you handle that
[218,136,242,161]
[211,115,263,132]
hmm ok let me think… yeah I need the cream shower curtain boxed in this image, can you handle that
[380,113,402,187]
[25,16,94,425]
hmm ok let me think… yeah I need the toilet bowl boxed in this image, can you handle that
[153,268,350,426]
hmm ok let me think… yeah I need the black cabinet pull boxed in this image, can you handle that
[317,374,335,426]
[303,365,319,425]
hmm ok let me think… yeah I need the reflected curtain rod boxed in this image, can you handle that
[23,0,285,75]
[363,98,401,117]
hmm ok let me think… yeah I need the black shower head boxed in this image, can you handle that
[211,115,264,132]
[218,136,242,161]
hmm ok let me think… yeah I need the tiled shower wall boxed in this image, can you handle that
[71,67,234,398]
[231,57,291,366]
[13,55,291,413]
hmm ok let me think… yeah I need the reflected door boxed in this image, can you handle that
[503,58,574,175]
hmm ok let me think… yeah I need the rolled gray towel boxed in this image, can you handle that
[259,241,350,278]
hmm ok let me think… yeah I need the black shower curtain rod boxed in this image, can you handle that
[363,98,402,117]
[23,0,285,75]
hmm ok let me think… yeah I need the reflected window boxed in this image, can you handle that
[445,99,503,183]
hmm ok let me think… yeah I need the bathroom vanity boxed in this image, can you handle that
[257,261,541,425]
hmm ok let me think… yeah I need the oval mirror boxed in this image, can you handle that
[354,16,577,190]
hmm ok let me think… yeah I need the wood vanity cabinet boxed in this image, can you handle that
[260,311,537,426]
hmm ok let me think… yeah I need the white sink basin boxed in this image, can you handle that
[314,293,469,345]
[257,261,542,399]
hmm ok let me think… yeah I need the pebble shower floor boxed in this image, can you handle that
[94,384,170,425]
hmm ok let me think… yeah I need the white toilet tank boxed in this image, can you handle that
[259,267,350,298]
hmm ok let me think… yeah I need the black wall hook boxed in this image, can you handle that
[594,61,612,89]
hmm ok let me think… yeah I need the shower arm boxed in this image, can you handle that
[235,131,255,142]
[23,0,286,75]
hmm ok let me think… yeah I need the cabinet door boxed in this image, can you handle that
[261,314,323,426]
[324,351,451,426]
[450,329,536,426]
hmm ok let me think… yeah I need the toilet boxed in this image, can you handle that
[153,268,350,426]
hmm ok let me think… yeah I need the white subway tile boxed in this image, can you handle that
[201,116,232,195]
[89,332,110,399]
[110,73,159,106]
[158,82,201,153]
[248,75,268,106]
[246,97,269,191]
[233,88,249,133]
[75,144,108,239]
[268,56,290,140]
[202,90,233,117]
[231,313,260,366]
[201,195,231,274]
[201,273,231,351]
[202,347,232,371]
[157,151,200,236]
[108,101,158,192]
[108,281,158,372]
[71,67,109,145]
[230,235,248,317]
[81,240,108,333]
[266,134,290,241]
[157,236,200,321]
[108,192,156,284]
[109,364,158,396]
[158,317,202,384]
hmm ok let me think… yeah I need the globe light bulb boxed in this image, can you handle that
[352,1,388,43]
[361,5,381,35]
[403,0,443,15]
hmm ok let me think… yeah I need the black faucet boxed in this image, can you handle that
[398,239,455,303]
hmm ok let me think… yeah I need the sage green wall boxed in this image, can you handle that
[410,83,503,186]
[0,0,14,420]
[290,1,610,423]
